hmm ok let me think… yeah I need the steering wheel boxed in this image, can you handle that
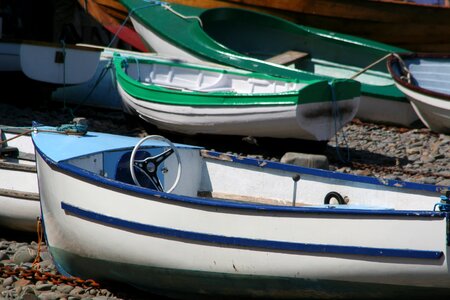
[129,135,182,193]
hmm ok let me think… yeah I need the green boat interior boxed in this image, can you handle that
[200,8,399,87]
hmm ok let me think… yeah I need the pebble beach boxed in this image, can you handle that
[0,89,449,299]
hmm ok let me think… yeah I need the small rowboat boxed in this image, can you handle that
[387,53,450,134]
[113,53,360,141]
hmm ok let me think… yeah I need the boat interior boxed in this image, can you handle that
[62,144,311,207]
[392,56,450,94]
[119,56,306,94]
[199,8,395,86]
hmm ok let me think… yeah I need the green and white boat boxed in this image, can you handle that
[119,0,420,127]
[113,54,360,141]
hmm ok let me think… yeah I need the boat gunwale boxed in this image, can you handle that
[114,54,357,106]
[34,142,448,217]
[387,52,450,101]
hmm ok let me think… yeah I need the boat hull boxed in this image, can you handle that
[395,85,450,134]
[169,0,450,53]
[0,131,39,232]
[20,42,101,85]
[118,84,359,141]
[358,94,419,127]
[35,149,450,298]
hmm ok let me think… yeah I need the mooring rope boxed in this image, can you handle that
[160,2,203,27]
[0,128,33,146]
[349,53,393,80]
[107,1,167,49]
[329,80,350,163]
[391,53,412,83]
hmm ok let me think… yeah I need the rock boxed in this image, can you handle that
[2,277,14,288]
[280,152,329,170]
[13,247,37,264]
[20,293,39,300]
[37,291,65,300]
[56,285,74,294]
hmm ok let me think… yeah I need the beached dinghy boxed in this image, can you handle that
[113,53,360,141]
[51,44,164,110]
[0,127,39,232]
[19,41,102,85]
[119,0,420,127]
[33,125,450,299]
[387,53,450,134]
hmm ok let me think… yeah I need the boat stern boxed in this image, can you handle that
[295,79,360,141]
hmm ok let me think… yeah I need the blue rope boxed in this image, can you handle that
[329,80,350,163]
[70,59,114,114]
[56,123,88,135]
[59,40,70,116]
[434,195,450,212]
[122,57,141,82]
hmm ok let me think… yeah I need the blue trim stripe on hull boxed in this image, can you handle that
[61,202,443,260]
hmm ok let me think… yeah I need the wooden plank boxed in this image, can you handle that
[0,160,36,172]
[0,188,40,201]
[198,191,309,206]
[266,50,309,65]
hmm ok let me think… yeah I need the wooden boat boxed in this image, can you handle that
[167,0,450,53]
[50,44,161,110]
[119,0,420,127]
[113,53,360,141]
[33,126,450,299]
[76,0,149,52]
[387,53,450,134]
[0,127,39,232]
[20,41,102,85]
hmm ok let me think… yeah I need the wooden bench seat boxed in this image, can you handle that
[266,50,309,66]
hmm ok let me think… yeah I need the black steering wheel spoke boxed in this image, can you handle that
[152,148,174,166]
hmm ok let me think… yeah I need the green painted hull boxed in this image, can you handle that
[120,0,408,102]
[51,246,450,299]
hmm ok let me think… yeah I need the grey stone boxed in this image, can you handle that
[2,277,14,288]
[37,291,65,300]
[281,152,329,170]
[20,293,39,300]
[35,283,54,291]
[12,247,37,264]
[56,285,75,294]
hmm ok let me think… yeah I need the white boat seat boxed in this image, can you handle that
[266,50,309,66]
